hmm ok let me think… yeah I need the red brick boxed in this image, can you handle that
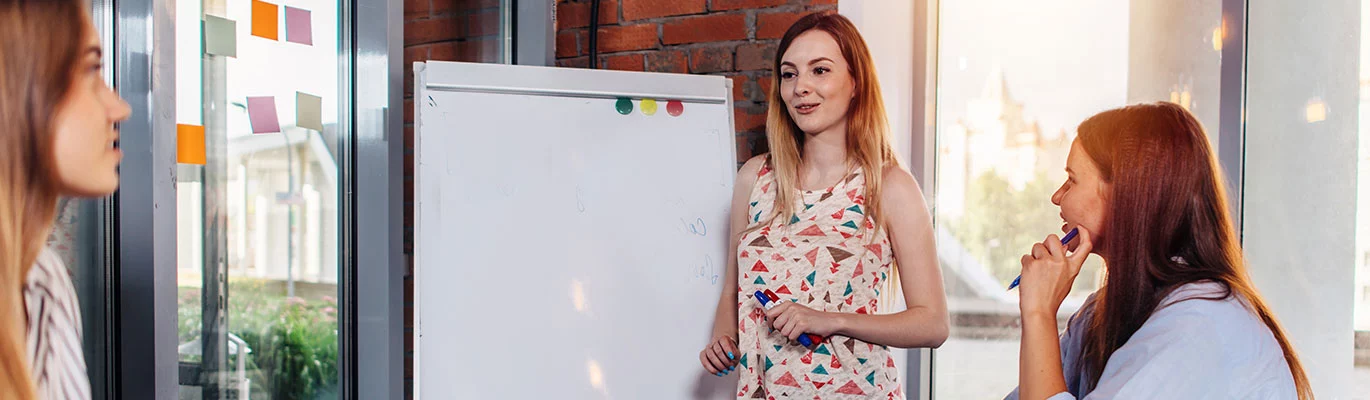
[556,0,618,29]
[405,0,429,19]
[404,46,430,97]
[556,30,580,58]
[663,14,746,45]
[468,10,500,37]
[432,0,499,14]
[404,305,414,333]
[805,0,837,5]
[645,50,687,73]
[728,75,746,102]
[404,126,415,157]
[622,0,704,21]
[603,53,645,71]
[405,98,414,123]
[757,11,806,40]
[405,15,464,45]
[597,23,660,53]
[739,130,769,159]
[690,45,734,73]
[735,104,767,132]
[735,42,776,71]
[746,72,775,102]
[711,0,787,11]
[432,39,500,62]
[558,56,590,68]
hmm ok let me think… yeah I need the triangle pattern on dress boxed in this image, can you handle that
[797,225,825,236]
[811,365,829,375]
[847,205,863,214]
[836,381,865,395]
[814,344,831,355]
[841,220,859,230]
[805,247,820,266]
[828,247,853,263]
[775,372,801,387]
[751,260,769,272]
[748,236,772,248]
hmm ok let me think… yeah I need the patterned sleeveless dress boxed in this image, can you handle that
[735,157,903,399]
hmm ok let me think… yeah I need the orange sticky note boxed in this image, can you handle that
[177,124,206,165]
[251,0,278,40]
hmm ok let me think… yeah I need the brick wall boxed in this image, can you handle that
[401,1,836,397]
[555,0,837,163]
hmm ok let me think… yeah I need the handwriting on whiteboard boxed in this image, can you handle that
[692,254,719,285]
[576,187,586,213]
[681,217,707,236]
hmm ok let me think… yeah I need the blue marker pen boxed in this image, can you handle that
[1007,227,1080,290]
[754,290,820,347]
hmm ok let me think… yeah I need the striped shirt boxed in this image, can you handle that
[24,247,90,399]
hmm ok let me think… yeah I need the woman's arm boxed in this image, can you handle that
[1016,229,1093,400]
[699,155,766,375]
[765,166,950,348]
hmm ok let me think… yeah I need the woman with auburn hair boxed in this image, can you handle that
[0,0,131,398]
[1008,102,1312,399]
[698,11,948,399]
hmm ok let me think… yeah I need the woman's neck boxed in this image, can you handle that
[801,128,848,171]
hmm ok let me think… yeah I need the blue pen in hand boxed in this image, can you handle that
[754,290,821,347]
[1007,227,1079,290]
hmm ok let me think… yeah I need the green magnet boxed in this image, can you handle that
[615,97,633,115]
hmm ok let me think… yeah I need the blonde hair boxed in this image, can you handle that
[762,11,900,233]
[0,0,87,398]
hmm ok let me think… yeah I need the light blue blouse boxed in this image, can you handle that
[1005,281,1297,400]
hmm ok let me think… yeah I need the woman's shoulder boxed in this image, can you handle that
[29,247,70,282]
[1147,281,1280,348]
[735,153,771,190]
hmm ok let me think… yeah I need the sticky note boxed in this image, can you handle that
[203,15,236,57]
[246,96,281,133]
[251,0,278,40]
[296,92,323,131]
[176,124,206,165]
[285,6,312,46]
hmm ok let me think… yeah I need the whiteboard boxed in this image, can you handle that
[415,61,739,399]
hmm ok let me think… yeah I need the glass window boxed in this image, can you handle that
[931,0,1225,397]
[175,0,343,398]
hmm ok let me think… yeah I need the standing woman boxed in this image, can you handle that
[1,0,131,398]
[698,11,949,399]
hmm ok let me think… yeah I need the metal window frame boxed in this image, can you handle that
[109,0,404,397]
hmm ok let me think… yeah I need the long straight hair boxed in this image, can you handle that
[1076,102,1311,399]
[0,0,87,398]
[763,11,900,232]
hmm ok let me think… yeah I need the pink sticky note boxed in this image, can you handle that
[246,96,281,133]
[285,6,312,46]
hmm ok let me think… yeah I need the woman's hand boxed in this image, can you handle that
[699,334,739,376]
[764,302,842,343]
[1018,228,1094,318]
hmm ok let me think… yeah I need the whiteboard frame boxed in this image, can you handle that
[413,60,736,399]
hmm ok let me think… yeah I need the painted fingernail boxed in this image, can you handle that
[716,372,723,377]
[727,352,734,360]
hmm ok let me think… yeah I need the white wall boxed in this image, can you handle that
[840,0,915,167]
[1245,0,1358,397]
